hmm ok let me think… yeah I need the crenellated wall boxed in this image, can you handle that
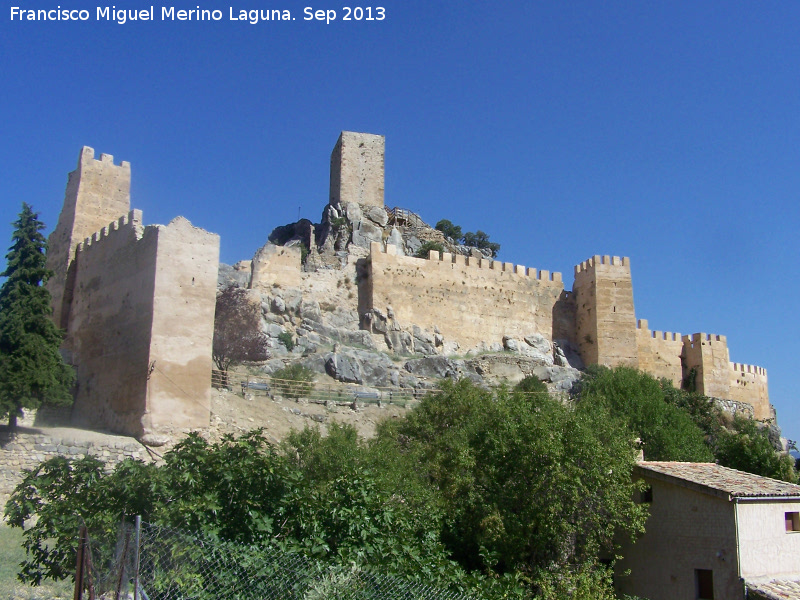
[573,255,638,368]
[46,147,131,330]
[365,242,563,352]
[728,363,770,420]
[68,211,219,436]
[636,319,683,388]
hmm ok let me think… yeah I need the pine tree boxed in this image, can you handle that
[0,203,74,428]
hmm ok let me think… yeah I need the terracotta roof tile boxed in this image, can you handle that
[636,461,800,499]
[747,578,800,599]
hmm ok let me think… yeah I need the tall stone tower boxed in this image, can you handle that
[46,147,131,329]
[329,131,385,208]
[573,255,638,368]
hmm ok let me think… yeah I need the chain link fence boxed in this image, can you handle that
[77,520,478,600]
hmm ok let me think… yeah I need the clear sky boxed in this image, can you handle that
[2,2,799,441]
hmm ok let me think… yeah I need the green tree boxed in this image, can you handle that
[377,379,647,580]
[715,417,797,483]
[434,219,462,241]
[415,240,445,259]
[0,204,73,428]
[462,230,501,257]
[578,366,713,462]
[271,363,315,400]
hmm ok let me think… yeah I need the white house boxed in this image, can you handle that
[615,461,800,600]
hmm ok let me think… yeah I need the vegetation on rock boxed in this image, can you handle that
[0,204,74,429]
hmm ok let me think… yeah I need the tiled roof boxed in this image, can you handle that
[636,461,800,499]
[747,578,800,600]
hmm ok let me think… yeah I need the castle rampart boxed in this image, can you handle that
[45,149,219,438]
[46,147,131,330]
[635,319,683,387]
[573,255,638,368]
[365,241,563,352]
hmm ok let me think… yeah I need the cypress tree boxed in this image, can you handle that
[0,203,74,429]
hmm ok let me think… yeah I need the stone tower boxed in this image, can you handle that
[46,147,131,329]
[329,131,385,208]
[573,255,638,368]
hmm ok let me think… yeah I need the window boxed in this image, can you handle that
[785,512,800,532]
[635,486,653,504]
[695,569,713,600]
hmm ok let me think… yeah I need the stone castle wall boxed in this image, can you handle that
[46,147,131,330]
[250,243,304,291]
[365,242,564,352]
[45,148,220,438]
[329,131,385,208]
[636,319,684,388]
[67,210,219,437]
[573,255,638,368]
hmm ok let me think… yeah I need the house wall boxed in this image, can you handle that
[366,242,564,352]
[736,499,800,580]
[615,475,743,600]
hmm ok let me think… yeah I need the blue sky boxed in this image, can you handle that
[2,2,799,441]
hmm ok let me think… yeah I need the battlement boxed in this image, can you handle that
[683,332,728,346]
[637,320,681,342]
[380,242,562,282]
[76,209,142,254]
[574,254,630,275]
[79,146,131,169]
[731,362,767,377]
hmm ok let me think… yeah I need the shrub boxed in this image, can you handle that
[415,241,445,259]
[271,364,315,400]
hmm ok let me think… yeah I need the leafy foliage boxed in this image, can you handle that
[715,417,797,483]
[212,286,269,372]
[514,375,548,395]
[434,219,462,241]
[461,230,501,257]
[378,379,647,580]
[271,363,315,400]
[277,331,295,351]
[578,366,713,462]
[415,241,445,259]
[0,204,74,428]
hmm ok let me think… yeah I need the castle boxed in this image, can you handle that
[44,132,771,438]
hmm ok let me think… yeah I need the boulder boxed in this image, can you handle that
[404,356,461,379]
[325,353,362,384]
[365,205,389,227]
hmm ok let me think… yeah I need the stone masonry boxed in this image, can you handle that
[256,131,772,421]
[46,148,220,438]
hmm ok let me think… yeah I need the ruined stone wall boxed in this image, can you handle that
[329,131,385,208]
[250,243,304,291]
[573,255,638,368]
[365,242,563,352]
[46,147,131,329]
[68,211,219,437]
[635,319,683,388]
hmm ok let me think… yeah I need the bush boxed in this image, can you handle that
[277,331,295,351]
[271,364,315,400]
[415,241,445,259]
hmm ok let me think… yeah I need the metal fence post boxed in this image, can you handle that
[133,516,142,600]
